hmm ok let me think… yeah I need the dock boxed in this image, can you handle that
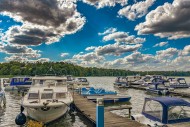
[129,85,190,97]
[86,95,131,103]
[73,92,146,127]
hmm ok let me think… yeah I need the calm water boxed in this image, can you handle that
[1,77,190,127]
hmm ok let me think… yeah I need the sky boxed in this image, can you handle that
[0,0,190,71]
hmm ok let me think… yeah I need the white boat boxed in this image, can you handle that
[74,78,89,87]
[132,75,152,86]
[0,83,6,106]
[22,76,73,123]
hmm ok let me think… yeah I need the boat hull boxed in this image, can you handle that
[26,105,68,123]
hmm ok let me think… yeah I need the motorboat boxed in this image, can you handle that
[146,82,170,95]
[131,97,190,126]
[1,78,17,91]
[132,75,152,86]
[10,77,32,91]
[113,77,129,88]
[66,75,75,85]
[74,78,89,87]
[167,78,190,88]
[0,86,6,106]
[21,76,73,123]
[80,87,117,96]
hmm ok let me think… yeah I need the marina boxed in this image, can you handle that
[0,76,190,126]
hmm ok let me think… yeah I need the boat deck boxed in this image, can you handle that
[73,92,146,127]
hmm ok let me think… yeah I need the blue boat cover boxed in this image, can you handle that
[146,97,190,107]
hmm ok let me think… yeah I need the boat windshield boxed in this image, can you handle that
[56,93,66,99]
[178,79,186,84]
[28,93,39,99]
[143,100,163,121]
[41,93,53,99]
[168,106,190,122]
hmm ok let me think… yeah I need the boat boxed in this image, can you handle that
[80,87,117,96]
[114,77,129,88]
[10,77,32,91]
[74,78,89,87]
[1,78,17,91]
[131,75,152,86]
[21,76,73,123]
[146,83,170,95]
[66,75,75,85]
[0,86,6,106]
[131,97,190,126]
[167,78,190,88]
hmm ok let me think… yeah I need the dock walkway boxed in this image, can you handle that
[73,92,146,127]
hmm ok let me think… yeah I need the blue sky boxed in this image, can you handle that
[0,0,190,71]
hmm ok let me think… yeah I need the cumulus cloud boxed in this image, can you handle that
[180,45,190,56]
[0,43,41,58]
[0,0,85,45]
[85,46,96,51]
[118,0,155,21]
[153,42,168,47]
[73,52,104,64]
[60,53,69,58]
[5,54,50,63]
[95,43,142,56]
[98,28,117,36]
[82,0,128,9]
[5,55,28,62]
[103,31,146,44]
[135,0,190,39]
[156,48,179,59]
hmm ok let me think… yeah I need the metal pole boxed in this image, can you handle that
[96,98,104,127]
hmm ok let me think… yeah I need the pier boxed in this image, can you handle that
[73,92,146,127]
[129,85,190,97]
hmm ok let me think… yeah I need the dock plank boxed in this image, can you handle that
[73,93,146,127]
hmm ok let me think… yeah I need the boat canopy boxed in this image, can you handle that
[147,97,190,107]
[177,78,185,81]
[143,97,190,124]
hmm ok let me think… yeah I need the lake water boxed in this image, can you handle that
[0,77,190,127]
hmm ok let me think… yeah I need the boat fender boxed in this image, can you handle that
[158,91,162,95]
[131,116,135,120]
[15,106,26,125]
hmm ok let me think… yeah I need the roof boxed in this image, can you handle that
[177,78,185,80]
[145,97,190,107]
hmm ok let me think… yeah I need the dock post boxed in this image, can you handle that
[96,98,104,127]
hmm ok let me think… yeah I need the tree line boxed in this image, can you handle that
[0,61,189,77]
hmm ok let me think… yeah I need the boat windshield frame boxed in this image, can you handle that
[167,105,190,124]
[142,99,163,123]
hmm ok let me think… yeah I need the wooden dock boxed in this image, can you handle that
[130,85,190,97]
[73,92,146,127]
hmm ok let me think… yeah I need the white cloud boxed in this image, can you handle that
[118,0,155,21]
[153,41,168,47]
[156,48,179,60]
[60,53,69,58]
[135,0,190,39]
[98,28,117,36]
[95,43,142,56]
[82,0,128,9]
[73,52,104,63]
[103,31,146,44]
[85,46,96,51]
[0,0,86,45]
[180,45,190,56]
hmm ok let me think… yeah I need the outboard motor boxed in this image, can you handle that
[15,106,26,125]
